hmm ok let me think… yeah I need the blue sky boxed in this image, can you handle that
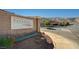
[5,9,79,17]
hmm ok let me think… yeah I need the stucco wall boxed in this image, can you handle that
[0,10,11,35]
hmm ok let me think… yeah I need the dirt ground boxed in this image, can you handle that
[13,33,54,49]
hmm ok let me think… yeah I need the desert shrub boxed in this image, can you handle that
[60,21,70,26]
[43,20,50,27]
[0,36,14,48]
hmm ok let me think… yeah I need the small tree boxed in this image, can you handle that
[60,20,70,26]
[63,20,70,26]
[43,20,50,27]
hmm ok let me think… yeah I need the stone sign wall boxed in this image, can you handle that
[11,16,34,29]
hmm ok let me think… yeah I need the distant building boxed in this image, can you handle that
[50,19,61,26]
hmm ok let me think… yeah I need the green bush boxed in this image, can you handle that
[43,20,50,27]
[60,21,70,26]
[0,37,14,48]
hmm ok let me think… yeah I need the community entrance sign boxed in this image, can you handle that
[0,10,40,36]
[11,16,34,29]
